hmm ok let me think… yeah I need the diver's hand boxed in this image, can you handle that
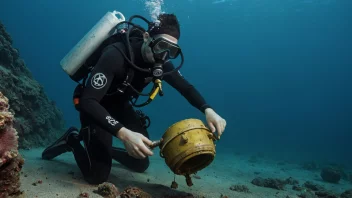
[205,108,227,139]
[117,127,154,159]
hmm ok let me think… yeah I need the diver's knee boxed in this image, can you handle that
[84,173,109,185]
[133,157,150,173]
[84,169,111,185]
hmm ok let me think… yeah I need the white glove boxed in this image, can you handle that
[205,108,227,139]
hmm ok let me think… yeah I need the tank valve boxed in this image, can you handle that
[185,174,193,186]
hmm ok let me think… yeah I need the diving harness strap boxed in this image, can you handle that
[80,15,177,108]
[108,66,164,108]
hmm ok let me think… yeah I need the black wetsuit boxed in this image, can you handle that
[66,38,211,184]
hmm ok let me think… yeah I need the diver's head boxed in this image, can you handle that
[141,13,182,64]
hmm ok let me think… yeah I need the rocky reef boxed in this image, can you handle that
[0,21,66,149]
[0,92,25,197]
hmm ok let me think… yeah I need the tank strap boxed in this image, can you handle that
[104,66,135,96]
[117,67,135,93]
[110,30,137,95]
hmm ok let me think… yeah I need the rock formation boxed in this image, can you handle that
[0,21,66,149]
[321,166,342,183]
[0,91,25,197]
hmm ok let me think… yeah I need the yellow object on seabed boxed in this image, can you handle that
[158,118,218,187]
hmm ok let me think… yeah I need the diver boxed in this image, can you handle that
[42,13,227,185]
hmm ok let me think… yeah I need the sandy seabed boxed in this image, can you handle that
[16,148,352,198]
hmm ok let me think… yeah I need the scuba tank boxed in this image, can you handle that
[60,10,125,82]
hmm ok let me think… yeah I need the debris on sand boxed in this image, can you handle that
[229,184,250,193]
[119,186,152,198]
[303,181,325,191]
[251,176,300,191]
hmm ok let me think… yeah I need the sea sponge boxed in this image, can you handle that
[0,91,24,197]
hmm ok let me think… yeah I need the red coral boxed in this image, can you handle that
[0,92,24,197]
[0,92,19,167]
[0,155,24,197]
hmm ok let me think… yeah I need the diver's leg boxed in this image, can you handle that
[66,126,92,177]
[73,113,113,185]
[111,102,150,173]
[41,123,98,181]
[41,127,80,160]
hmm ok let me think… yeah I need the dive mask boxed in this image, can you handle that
[149,36,181,59]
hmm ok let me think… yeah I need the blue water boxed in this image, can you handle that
[0,0,351,166]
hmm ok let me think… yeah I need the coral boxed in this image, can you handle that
[0,93,17,165]
[0,21,66,148]
[93,182,119,198]
[0,156,24,197]
[0,92,18,166]
[0,92,25,197]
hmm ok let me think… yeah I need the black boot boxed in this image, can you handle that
[42,127,80,160]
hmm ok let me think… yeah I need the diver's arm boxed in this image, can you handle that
[79,44,126,137]
[163,61,212,113]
